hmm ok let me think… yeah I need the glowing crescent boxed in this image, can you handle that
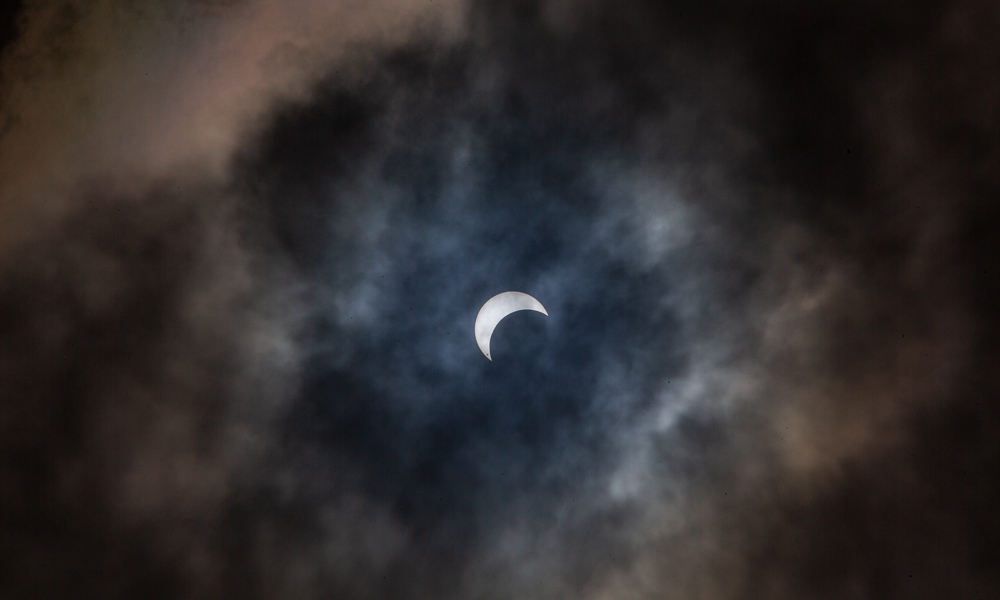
[474,291,548,360]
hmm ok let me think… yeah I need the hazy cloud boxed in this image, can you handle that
[2,1,997,599]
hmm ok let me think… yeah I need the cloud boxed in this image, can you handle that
[2,1,998,599]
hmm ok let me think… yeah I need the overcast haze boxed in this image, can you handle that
[2,1,998,598]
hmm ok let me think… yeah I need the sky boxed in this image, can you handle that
[1,1,998,598]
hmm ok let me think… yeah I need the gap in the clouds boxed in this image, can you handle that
[280,240,687,543]
[236,15,703,557]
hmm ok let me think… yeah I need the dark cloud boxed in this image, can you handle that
[2,0,998,599]
[0,2,23,54]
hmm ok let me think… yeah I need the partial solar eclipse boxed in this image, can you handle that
[474,291,548,360]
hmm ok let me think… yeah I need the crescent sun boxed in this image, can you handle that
[474,291,548,360]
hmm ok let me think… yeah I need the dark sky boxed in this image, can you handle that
[2,1,999,599]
